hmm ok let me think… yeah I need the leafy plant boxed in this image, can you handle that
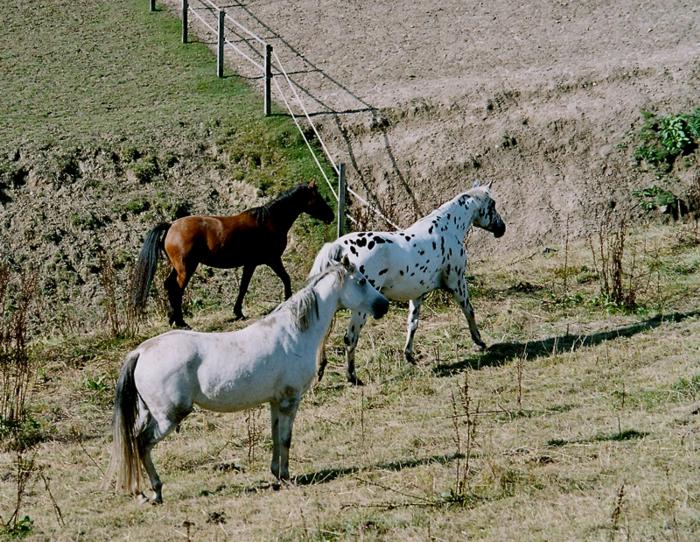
[632,185,678,212]
[634,108,700,171]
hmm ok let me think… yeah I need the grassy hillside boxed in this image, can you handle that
[1,1,699,541]
[0,0,337,334]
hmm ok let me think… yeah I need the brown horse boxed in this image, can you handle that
[129,182,334,327]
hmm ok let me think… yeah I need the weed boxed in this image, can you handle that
[634,108,700,171]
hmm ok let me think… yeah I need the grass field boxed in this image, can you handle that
[1,222,699,540]
[1,1,699,541]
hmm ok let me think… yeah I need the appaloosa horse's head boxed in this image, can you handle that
[470,181,506,238]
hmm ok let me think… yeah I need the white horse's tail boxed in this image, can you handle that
[309,242,345,278]
[103,350,145,495]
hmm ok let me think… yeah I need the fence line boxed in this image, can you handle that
[168,0,400,232]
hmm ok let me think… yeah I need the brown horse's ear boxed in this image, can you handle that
[308,180,316,189]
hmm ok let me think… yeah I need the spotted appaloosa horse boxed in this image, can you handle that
[309,182,506,385]
[129,182,334,328]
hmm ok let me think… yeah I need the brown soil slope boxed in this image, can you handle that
[177,0,698,253]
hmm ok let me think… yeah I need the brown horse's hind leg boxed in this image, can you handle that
[164,261,196,328]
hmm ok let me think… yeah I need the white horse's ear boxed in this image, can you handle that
[472,179,481,188]
[341,255,354,271]
[486,180,493,189]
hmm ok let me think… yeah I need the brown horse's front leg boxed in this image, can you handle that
[268,259,292,300]
[233,265,256,320]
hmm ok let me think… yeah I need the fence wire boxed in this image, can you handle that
[182,0,400,230]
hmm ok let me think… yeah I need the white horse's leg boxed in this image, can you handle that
[445,274,486,349]
[269,403,281,478]
[276,396,300,481]
[141,449,163,504]
[136,407,186,504]
[345,311,369,385]
[403,297,424,364]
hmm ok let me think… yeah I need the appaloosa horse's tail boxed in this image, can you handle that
[103,351,144,495]
[129,223,170,313]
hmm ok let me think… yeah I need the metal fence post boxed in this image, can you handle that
[264,43,272,116]
[217,10,225,78]
[337,163,346,238]
[182,0,188,43]
[150,0,156,11]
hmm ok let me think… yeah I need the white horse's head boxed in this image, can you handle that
[338,256,389,319]
[469,181,506,238]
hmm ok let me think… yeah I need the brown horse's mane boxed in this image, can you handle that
[248,184,307,225]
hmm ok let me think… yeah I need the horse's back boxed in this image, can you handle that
[133,325,315,414]
[165,213,276,267]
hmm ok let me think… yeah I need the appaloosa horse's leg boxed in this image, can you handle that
[444,272,486,350]
[233,264,256,320]
[268,258,293,300]
[403,296,426,364]
[344,310,369,385]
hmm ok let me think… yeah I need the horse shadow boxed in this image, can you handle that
[228,451,462,494]
[433,309,700,377]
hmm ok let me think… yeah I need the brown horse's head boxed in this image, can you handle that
[302,181,334,224]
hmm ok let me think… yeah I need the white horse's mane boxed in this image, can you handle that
[273,263,346,331]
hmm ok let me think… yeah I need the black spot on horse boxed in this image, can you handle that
[358,232,367,237]
[378,268,388,276]
[367,241,375,250]
[374,236,386,244]
[356,237,367,248]
[350,245,358,256]
[404,235,411,242]
[418,250,425,255]
[359,265,365,274]
[428,226,433,234]
[432,241,436,250]
[399,270,404,276]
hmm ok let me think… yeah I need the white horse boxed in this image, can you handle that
[104,257,389,503]
[309,182,505,385]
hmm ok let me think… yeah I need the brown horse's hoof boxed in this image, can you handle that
[347,374,365,386]
[171,321,190,329]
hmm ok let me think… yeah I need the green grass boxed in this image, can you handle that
[0,0,334,193]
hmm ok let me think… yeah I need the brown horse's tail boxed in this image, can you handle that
[129,223,170,314]
[103,350,144,495]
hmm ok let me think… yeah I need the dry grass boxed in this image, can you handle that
[1,223,699,540]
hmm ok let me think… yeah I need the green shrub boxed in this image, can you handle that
[634,108,700,171]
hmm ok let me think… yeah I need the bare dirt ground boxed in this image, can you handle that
[169,0,699,253]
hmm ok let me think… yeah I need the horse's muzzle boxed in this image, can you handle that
[371,297,390,319]
[492,222,506,238]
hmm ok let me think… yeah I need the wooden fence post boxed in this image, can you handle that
[337,163,346,238]
[181,0,188,43]
[264,43,272,116]
[217,10,225,78]
[149,0,156,11]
